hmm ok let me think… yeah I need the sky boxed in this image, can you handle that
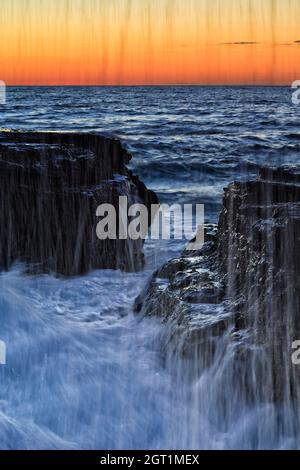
[0,0,300,85]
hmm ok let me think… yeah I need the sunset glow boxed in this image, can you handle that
[1,0,300,85]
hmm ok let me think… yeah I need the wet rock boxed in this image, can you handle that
[137,166,300,403]
[135,225,230,362]
[218,167,300,402]
[0,131,158,276]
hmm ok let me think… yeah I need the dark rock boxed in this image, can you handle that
[0,131,158,276]
[136,166,300,404]
[134,225,230,362]
[218,168,300,402]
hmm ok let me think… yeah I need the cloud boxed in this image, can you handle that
[220,41,259,45]
[273,41,300,46]
[275,41,300,46]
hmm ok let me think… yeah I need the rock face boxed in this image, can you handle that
[135,225,230,364]
[0,131,158,276]
[218,166,300,403]
[136,165,300,405]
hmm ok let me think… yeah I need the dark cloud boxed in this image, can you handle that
[294,40,300,44]
[220,41,259,45]
[275,41,300,46]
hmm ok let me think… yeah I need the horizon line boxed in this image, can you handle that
[4,83,291,88]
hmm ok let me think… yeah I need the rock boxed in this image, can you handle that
[136,166,300,404]
[134,225,231,363]
[218,167,300,402]
[0,131,158,276]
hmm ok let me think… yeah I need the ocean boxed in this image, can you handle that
[0,86,299,449]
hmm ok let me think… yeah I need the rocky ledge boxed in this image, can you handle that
[0,131,158,276]
[136,165,300,403]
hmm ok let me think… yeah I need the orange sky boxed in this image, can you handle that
[0,0,300,85]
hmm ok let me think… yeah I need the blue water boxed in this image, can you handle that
[0,86,299,449]
[3,86,300,220]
